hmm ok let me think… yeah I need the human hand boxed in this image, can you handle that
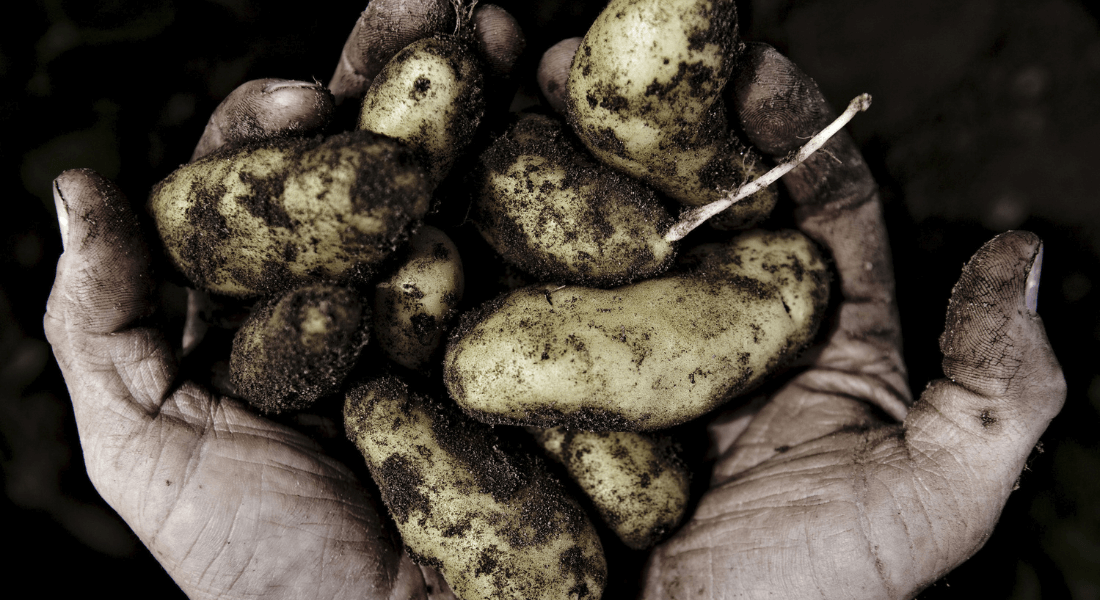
[44,7,1064,600]
[631,44,1067,598]
[43,3,524,599]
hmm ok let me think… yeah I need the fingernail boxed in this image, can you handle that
[262,79,320,94]
[1025,242,1043,314]
[52,178,70,251]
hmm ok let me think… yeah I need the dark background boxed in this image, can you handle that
[2,0,1098,597]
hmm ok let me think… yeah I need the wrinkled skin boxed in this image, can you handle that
[44,13,1064,600]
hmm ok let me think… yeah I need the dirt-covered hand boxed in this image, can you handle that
[43,102,435,600]
[636,44,1066,599]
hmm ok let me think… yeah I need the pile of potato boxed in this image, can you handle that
[147,0,832,598]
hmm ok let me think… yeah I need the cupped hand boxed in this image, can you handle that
[44,13,1064,600]
[637,44,1066,599]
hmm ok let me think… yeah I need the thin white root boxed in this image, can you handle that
[664,93,873,242]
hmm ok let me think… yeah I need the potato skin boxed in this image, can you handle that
[444,229,829,431]
[344,376,607,600]
[475,113,676,287]
[373,226,464,370]
[230,284,368,414]
[149,130,430,297]
[529,427,690,550]
[565,0,775,226]
[359,35,485,185]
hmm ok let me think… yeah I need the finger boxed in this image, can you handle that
[328,0,456,104]
[44,169,176,422]
[907,230,1063,500]
[538,37,581,113]
[190,78,334,161]
[471,4,526,78]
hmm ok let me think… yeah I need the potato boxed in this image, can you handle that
[230,284,368,414]
[528,426,690,550]
[565,0,776,228]
[344,376,607,600]
[475,112,676,287]
[443,229,829,431]
[359,35,485,186]
[149,130,430,297]
[373,226,464,370]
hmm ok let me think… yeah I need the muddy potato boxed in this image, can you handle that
[475,112,675,287]
[528,426,690,550]
[565,0,775,228]
[373,226,464,370]
[444,229,829,431]
[230,284,368,414]
[344,376,606,600]
[149,130,430,297]
[359,35,485,185]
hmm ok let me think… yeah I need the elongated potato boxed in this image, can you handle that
[359,35,485,185]
[528,426,690,550]
[444,229,829,431]
[565,0,775,227]
[373,226,464,370]
[344,376,606,600]
[230,284,368,413]
[475,112,676,287]
[149,130,430,297]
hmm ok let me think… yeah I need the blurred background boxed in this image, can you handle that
[2,0,1098,597]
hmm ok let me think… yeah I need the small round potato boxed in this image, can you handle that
[475,113,676,287]
[149,130,431,297]
[345,376,607,600]
[444,229,829,431]
[373,226,464,370]
[359,35,485,185]
[528,426,690,550]
[230,284,368,414]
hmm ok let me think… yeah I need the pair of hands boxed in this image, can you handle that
[44,6,1065,599]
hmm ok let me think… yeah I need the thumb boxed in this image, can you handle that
[47,168,156,335]
[904,230,1064,553]
[45,168,174,422]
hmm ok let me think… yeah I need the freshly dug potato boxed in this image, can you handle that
[444,229,829,431]
[475,112,676,287]
[230,284,368,414]
[344,376,607,600]
[149,130,430,297]
[565,0,776,228]
[373,226,464,370]
[359,35,485,185]
[528,426,690,550]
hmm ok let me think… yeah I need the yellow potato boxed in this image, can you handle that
[475,113,676,286]
[373,226,464,370]
[565,0,775,227]
[230,284,368,413]
[444,229,829,430]
[344,376,606,600]
[359,35,485,186]
[149,130,430,297]
[528,426,690,550]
